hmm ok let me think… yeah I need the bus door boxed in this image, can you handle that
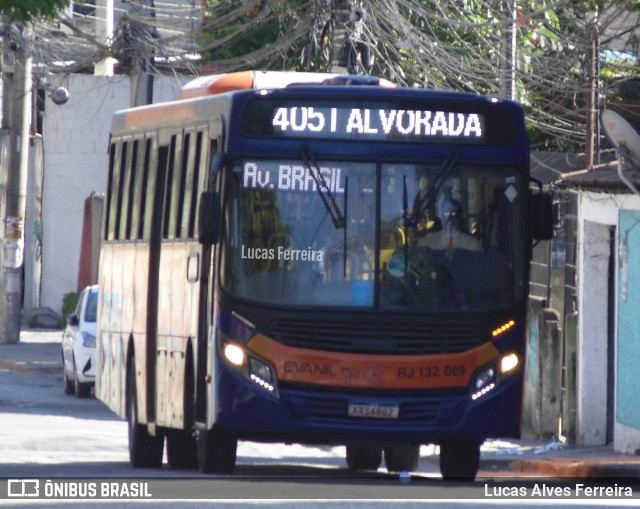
[154,126,216,430]
[195,134,222,429]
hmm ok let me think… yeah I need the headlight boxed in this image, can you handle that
[224,343,245,366]
[81,331,96,348]
[222,341,278,397]
[470,353,519,401]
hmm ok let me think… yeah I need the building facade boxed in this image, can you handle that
[563,162,640,454]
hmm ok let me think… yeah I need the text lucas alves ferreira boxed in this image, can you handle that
[485,483,634,498]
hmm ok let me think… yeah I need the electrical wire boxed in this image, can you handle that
[1,0,637,152]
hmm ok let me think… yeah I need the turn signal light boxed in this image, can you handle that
[492,320,515,338]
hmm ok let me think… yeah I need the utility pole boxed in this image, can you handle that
[327,0,352,73]
[585,20,599,169]
[129,0,157,107]
[0,25,32,344]
[501,0,516,99]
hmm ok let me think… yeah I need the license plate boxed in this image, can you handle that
[348,402,399,419]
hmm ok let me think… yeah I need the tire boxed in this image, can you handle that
[127,361,164,468]
[73,357,91,398]
[63,354,74,395]
[384,445,420,472]
[167,430,198,469]
[439,439,481,480]
[167,354,197,470]
[345,446,383,471]
[74,378,91,398]
[197,428,237,474]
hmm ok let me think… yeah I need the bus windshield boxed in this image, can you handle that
[221,157,525,311]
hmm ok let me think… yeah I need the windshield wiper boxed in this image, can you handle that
[299,145,346,229]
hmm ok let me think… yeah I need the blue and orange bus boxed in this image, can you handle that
[96,70,553,479]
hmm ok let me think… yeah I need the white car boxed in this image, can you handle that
[62,285,98,398]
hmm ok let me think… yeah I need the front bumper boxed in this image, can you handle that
[212,365,523,447]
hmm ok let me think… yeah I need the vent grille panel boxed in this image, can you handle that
[263,320,482,354]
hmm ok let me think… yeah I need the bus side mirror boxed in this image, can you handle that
[198,191,221,245]
[531,192,554,241]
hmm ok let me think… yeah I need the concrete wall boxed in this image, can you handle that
[523,297,561,439]
[41,74,188,315]
[577,216,610,446]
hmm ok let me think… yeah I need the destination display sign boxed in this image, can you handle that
[240,98,516,144]
[271,106,484,140]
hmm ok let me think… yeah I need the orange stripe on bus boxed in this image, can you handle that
[123,101,198,129]
[179,71,255,99]
[248,334,500,390]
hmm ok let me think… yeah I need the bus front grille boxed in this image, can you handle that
[263,320,482,355]
[285,393,462,423]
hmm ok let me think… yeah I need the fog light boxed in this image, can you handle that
[224,343,245,366]
[250,358,273,382]
[471,365,497,401]
[474,367,495,390]
[249,358,275,393]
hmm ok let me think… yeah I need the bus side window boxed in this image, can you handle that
[124,139,140,240]
[116,141,130,240]
[105,142,118,241]
[178,131,197,239]
[163,135,180,240]
[141,137,157,241]
[187,131,204,239]
[193,138,217,237]
[137,138,152,240]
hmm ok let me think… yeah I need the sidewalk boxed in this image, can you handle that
[480,439,640,480]
[2,327,640,481]
[0,328,62,374]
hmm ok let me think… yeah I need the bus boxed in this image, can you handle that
[96,70,553,480]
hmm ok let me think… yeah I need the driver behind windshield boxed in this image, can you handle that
[417,196,482,252]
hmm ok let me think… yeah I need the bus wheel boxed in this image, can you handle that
[439,439,481,480]
[167,431,197,469]
[127,362,164,468]
[345,446,383,471]
[384,445,420,472]
[197,428,237,474]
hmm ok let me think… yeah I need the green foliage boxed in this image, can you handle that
[199,0,310,70]
[0,0,70,22]
[61,291,79,328]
